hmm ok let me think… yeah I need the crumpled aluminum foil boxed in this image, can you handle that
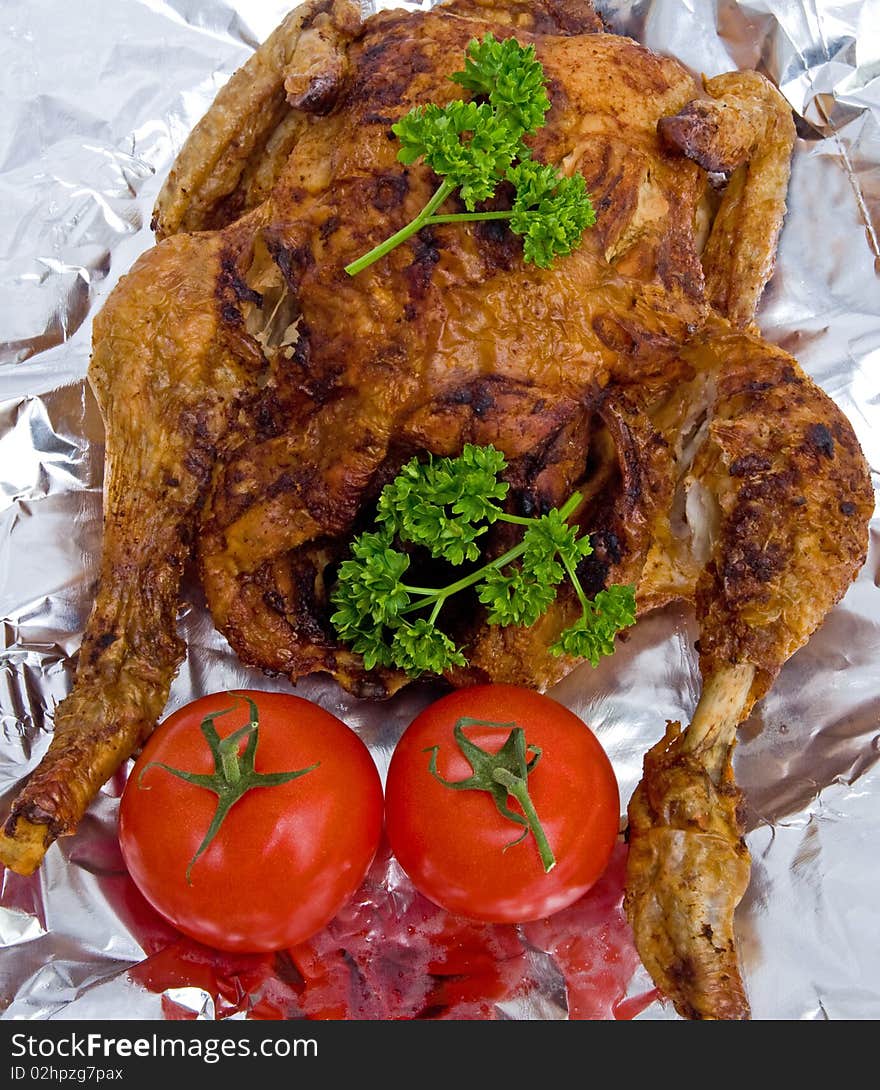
[1,0,878,1021]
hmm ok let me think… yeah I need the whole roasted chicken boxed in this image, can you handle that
[0,0,872,1021]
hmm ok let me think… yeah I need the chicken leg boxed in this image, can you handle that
[624,322,873,1019]
[0,227,265,875]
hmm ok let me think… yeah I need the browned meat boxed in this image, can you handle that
[0,0,872,1021]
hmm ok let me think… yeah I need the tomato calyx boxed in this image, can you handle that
[137,695,319,883]
[425,717,557,873]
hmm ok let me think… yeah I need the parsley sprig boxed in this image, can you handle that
[344,34,595,276]
[329,444,636,678]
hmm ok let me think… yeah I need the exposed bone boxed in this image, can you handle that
[683,661,755,778]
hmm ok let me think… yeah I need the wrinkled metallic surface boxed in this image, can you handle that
[1,0,878,1021]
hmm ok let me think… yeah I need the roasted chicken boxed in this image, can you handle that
[0,0,872,1021]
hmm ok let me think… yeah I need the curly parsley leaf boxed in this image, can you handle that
[450,33,551,137]
[393,100,523,210]
[478,564,559,628]
[376,444,509,564]
[391,619,467,677]
[550,586,638,665]
[507,161,597,269]
[521,507,593,575]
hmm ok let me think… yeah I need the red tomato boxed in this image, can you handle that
[118,690,383,953]
[384,684,619,924]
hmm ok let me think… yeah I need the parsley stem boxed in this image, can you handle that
[401,490,583,615]
[560,550,590,614]
[498,491,582,527]
[344,178,457,276]
[422,211,513,224]
[497,512,534,527]
[403,537,529,614]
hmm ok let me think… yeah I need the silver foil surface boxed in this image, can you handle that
[1,0,878,1021]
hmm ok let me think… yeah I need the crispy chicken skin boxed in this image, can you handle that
[625,709,753,1022]
[0,0,872,1020]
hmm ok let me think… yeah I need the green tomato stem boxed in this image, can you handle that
[219,735,243,784]
[139,696,319,885]
[427,718,556,873]
[492,766,556,873]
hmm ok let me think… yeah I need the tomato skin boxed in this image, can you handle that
[384,685,620,924]
[118,690,383,954]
